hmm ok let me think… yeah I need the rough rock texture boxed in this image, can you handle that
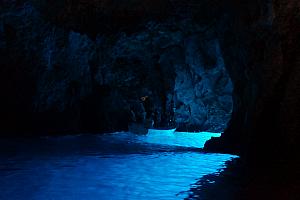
[0,0,233,135]
[1,0,300,198]
[1,0,299,162]
[204,0,300,163]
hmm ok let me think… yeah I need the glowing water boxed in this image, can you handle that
[0,132,237,200]
[143,131,221,148]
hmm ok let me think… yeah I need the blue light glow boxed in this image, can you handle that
[0,132,237,200]
[143,131,221,148]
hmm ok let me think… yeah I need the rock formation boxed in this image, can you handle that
[204,0,300,163]
[1,0,300,198]
[0,0,233,134]
[1,0,299,167]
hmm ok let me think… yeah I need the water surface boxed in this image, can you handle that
[0,132,237,200]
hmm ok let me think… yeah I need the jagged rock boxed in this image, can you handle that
[0,1,233,134]
[3,1,299,164]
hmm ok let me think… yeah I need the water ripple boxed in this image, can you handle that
[0,131,237,200]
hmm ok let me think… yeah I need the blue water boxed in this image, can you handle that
[0,132,237,200]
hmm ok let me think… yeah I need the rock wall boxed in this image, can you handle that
[0,0,233,135]
[205,0,300,163]
[1,0,299,165]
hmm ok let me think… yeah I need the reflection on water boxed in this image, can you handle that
[0,132,237,200]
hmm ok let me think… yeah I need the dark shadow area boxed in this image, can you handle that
[0,0,299,199]
[187,158,300,200]
[0,0,234,136]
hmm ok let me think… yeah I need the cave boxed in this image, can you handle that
[0,0,299,199]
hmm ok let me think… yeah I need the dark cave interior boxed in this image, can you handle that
[0,0,299,199]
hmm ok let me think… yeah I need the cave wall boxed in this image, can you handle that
[205,0,300,162]
[1,0,299,164]
[0,0,233,135]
